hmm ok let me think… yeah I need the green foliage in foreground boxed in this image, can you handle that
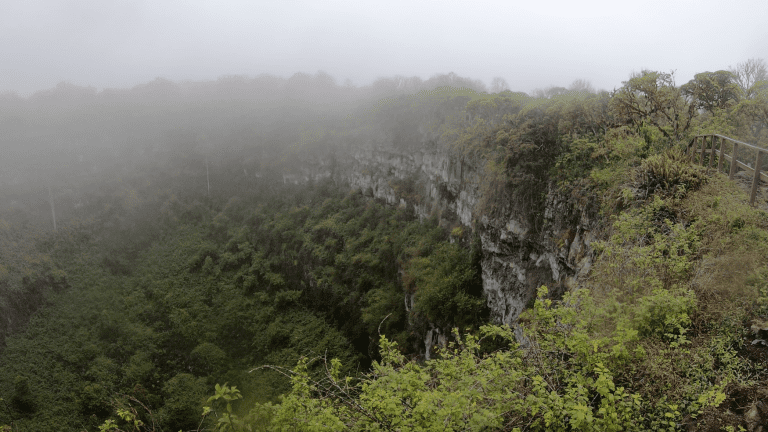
[193,150,768,432]
[197,287,727,431]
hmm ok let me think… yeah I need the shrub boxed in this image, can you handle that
[633,149,707,199]
[747,267,768,318]
[633,289,696,345]
[190,342,228,376]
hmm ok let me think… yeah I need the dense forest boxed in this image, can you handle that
[1,60,768,431]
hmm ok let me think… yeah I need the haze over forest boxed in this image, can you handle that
[3,1,768,431]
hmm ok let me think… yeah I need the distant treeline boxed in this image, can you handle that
[0,72,488,186]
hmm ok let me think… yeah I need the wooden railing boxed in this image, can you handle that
[687,134,768,206]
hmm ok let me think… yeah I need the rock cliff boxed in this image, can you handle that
[291,140,599,347]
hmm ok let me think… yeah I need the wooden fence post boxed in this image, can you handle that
[750,150,764,206]
[700,135,708,166]
[717,136,725,173]
[709,135,717,169]
[689,136,697,162]
[729,142,739,180]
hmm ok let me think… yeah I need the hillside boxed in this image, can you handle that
[1,67,768,431]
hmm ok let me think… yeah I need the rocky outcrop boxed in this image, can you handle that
[292,141,599,330]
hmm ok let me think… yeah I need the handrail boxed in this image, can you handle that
[686,134,767,206]
[698,134,765,153]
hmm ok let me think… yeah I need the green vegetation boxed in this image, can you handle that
[0,169,488,430]
[207,157,767,431]
[2,62,768,430]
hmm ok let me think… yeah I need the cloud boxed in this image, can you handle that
[1,0,767,95]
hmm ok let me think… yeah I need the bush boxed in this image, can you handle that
[633,149,707,199]
[157,373,208,431]
[633,289,697,345]
[747,267,768,318]
[10,375,35,414]
[190,342,228,376]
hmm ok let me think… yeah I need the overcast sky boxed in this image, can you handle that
[2,0,767,96]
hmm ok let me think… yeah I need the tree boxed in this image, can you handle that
[554,90,615,137]
[569,79,595,95]
[424,72,487,93]
[729,58,767,99]
[10,375,35,414]
[611,70,694,142]
[490,76,510,93]
[734,81,768,143]
[681,70,740,115]
[532,86,568,99]
[403,243,485,330]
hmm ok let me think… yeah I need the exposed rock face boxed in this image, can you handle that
[294,141,598,328]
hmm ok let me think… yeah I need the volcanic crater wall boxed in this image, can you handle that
[296,141,598,330]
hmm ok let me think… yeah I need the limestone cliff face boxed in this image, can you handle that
[293,141,598,329]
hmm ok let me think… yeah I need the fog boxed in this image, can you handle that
[0,70,502,227]
[2,0,767,96]
[2,0,767,222]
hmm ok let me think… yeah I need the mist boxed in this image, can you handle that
[2,3,768,428]
[2,0,767,97]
